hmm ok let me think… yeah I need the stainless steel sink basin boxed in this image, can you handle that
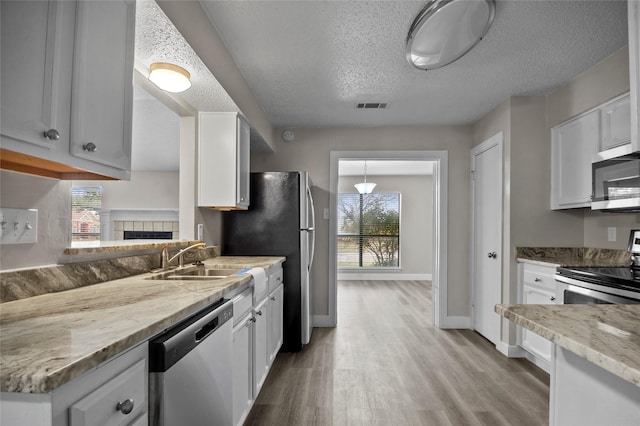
[147,268,245,281]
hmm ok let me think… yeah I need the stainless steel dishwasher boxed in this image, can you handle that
[149,299,233,426]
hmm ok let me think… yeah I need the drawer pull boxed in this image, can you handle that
[534,278,542,282]
[256,310,263,316]
[550,296,556,301]
[43,129,60,140]
[270,296,276,301]
[116,398,134,415]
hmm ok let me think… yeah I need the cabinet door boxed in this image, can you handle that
[236,116,250,208]
[600,94,631,152]
[233,316,253,426]
[69,0,134,170]
[252,298,269,397]
[551,110,600,209]
[268,284,284,364]
[521,284,554,364]
[1,0,67,151]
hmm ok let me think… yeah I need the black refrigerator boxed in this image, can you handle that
[222,172,316,352]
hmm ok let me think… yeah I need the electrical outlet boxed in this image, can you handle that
[0,208,38,244]
[323,208,329,220]
[608,227,616,242]
[197,224,204,241]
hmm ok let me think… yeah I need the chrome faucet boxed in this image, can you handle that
[161,243,206,269]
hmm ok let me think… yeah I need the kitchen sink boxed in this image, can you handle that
[147,268,246,281]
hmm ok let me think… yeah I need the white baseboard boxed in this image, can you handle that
[438,316,471,329]
[337,273,432,281]
[313,315,335,327]
[496,341,526,358]
[523,350,551,373]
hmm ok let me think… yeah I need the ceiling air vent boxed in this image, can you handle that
[356,102,388,109]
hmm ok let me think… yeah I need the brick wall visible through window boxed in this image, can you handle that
[72,186,102,241]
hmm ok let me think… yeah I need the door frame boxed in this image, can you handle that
[328,150,448,327]
[470,132,504,343]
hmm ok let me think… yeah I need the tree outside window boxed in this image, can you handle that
[338,192,400,268]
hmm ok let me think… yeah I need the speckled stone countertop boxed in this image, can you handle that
[0,256,284,393]
[496,304,640,387]
[516,247,631,268]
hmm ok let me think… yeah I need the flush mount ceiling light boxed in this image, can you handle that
[406,0,495,70]
[148,62,192,93]
[354,161,377,194]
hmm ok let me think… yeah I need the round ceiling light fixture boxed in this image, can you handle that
[406,0,495,70]
[148,62,192,93]
[282,130,295,142]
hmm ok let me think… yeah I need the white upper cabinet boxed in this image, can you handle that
[551,109,600,209]
[69,0,135,171]
[0,0,134,180]
[198,112,250,210]
[600,93,631,152]
[1,1,65,151]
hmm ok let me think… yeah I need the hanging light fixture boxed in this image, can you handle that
[148,62,192,93]
[354,161,377,194]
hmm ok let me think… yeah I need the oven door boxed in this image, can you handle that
[564,285,640,304]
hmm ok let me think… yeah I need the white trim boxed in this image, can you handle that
[523,350,551,373]
[496,341,526,358]
[330,151,448,329]
[312,315,333,327]
[337,273,432,281]
[469,133,504,345]
[439,316,471,329]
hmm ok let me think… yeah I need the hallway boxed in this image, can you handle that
[244,280,549,425]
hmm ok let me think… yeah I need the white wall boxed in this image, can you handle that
[1,171,71,270]
[338,174,432,275]
[77,171,179,210]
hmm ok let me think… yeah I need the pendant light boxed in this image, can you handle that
[148,62,192,93]
[354,161,376,194]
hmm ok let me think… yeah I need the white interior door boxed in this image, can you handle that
[471,133,503,346]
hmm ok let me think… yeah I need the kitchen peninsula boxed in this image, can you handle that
[0,242,284,425]
[497,303,640,425]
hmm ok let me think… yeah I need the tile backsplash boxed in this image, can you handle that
[113,221,179,240]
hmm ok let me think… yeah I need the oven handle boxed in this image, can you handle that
[555,274,640,301]
[565,285,640,305]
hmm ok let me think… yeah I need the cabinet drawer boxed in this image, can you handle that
[268,268,283,293]
[522,264,556,290]
[232,288,253,325]
[69,359,146,426]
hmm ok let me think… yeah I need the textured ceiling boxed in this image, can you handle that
[200,0,629,128]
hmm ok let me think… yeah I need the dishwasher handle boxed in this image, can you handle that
[149,299,233,373]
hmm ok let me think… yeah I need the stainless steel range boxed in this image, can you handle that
[555,230,640,304]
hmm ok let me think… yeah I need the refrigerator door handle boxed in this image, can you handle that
[306,185,316,271]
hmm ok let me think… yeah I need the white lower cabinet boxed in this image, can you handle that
[231,265,284,426]
[252,297,270,397]
[268,284,284,364]
[518,262,559,372]
[232,313,253,426]
[0,342,148,426]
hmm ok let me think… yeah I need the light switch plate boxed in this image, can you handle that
[608,227,616,242]
[323,208,329,220]
[0,208,38,244]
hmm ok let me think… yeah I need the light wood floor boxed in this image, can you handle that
[244,280,549,425]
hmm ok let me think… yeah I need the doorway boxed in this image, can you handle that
[329,151,449,327]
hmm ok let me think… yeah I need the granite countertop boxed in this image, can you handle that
[516,247,631,268]
[496,303,640,387]
[0,256,284,394]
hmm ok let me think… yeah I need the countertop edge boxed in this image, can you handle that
[496,304,640,388]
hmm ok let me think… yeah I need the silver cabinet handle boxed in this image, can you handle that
[550,296,556,301]
[256,310,263,316]
[83,142,97,152]
[487,252,497,259]
[116,398,134,415]
[534,278,542,282]
[43,129,60,140]
[250,317,257,323]
[270,296,276,301]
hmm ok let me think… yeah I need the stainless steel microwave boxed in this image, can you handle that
[591,153,640,211]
